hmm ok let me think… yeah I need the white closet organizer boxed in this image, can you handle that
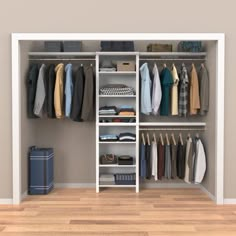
[12,34,225,204]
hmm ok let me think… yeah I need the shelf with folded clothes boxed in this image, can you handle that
[99,95,136,98]
[99,71,137,75]
[99,165,136,167]
[99,142,136,144]
[99,84,136,97]
[99,184,136,187]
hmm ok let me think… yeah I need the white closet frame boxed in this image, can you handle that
[11,33,225,204]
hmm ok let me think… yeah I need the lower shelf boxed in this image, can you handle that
[99,184,136,188]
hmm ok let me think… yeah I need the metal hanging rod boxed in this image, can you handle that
[139,58,206,61]
[139,128,206,131]
[28,58,96,61]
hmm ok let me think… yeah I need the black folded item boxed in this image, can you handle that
[119,132,136,141]
[100,41,134,52]
[119,108,135,112]
[118,155,134,165]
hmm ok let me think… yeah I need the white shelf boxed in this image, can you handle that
[99,141,136,144]
[28,52,96,57]
[97,52,138,56]
[99,165,136,167]
[99,95,136,98]
[139,122,206,127]
[139,52,207,57]
[99,184,136,188]
[99,115,136,118]
[99,123,136,126]
[99,71,136,75]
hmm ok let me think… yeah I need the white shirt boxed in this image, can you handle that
[152,64,162,115]
[151,141,158,181]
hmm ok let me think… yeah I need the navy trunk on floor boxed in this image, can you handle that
[28,146,54,195]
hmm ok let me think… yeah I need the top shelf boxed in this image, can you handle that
[28,52,96,57]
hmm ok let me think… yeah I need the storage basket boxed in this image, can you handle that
[100,41,134,51]
[44,41,62,52]
[117,61,135,71]
[147,44,172,52]
[63,41,82,52]
[178,41,202,52]
[115,173,136,185]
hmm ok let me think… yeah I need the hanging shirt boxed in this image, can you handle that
[178,64,189,117]
[194,138,206,183]
[164,144,172,179]
[46,64,56,118]
[140,63,152,115]
[27,64,39,118]
[198,66,209,115]
[171,65,179,115]
[54,63,65,119]
[151,141,158,181]
[171,143,177,179]
[65,64,73,118]
[177,140,185,179]
[151,64,162,115]
[81,66,95,121]
[160,67,173,116]
[34,64,46,117]
[158,140,165,180]
[146,143,152,179]
[71,66,84,121]
[190,64,200,115]
[184,137,193,184]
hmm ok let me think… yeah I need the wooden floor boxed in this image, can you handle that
[0,188,236,235]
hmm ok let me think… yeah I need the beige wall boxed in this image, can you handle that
[0,0,235,199]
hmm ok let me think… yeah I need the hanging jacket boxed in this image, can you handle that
[146,143,152,179]
[177,140,185,179]
[65,64,73,118]
[171,143,177,179]
[71,66,84,121]
[54,63,65,119]
[151,141,158,181]
[34,64,46,117]
[140,63,152,115]
[190,64,200,115]
[171,64,179,115]
[198,66,209,115]
[47,64,56,118]
[81,66,95,121]
[151,64,162,115]
[160,67,173,116]
[164,144,172,179]
[140,142,146,179]
[178,64,189,117]
[194,138,206,183]
[26,64,39,118]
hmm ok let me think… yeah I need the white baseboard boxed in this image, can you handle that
[21,191,27,201]
[54,183,96,188]
[199,185,216,202]
[142,183,200,188]
[0,199,13,204]
[224,199,236,204]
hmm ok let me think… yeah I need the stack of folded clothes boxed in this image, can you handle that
[118,155,134,165]
[99,106,118,115]
[99,134,118,142]
[99,117,136,123]
[118,105,135,116]
[99,60,116,72]
[99,84,135,95]
[100,174,115,185]
[119,132,136,142]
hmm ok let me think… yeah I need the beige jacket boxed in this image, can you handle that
[171,65,179,115]
[54,63,64,119]
[190,64,200,115]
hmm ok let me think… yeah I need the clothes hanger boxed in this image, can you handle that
[153,133,157,144]
[163,63,167,68]
[195,133,199,138]
[160,133,164,146]
[165,133,170,145]
[141,133,145,145]
[171,133,176,145]
[147,133,150,145]
[187,133,191,139]
[201,63,205,69]
[179,133,184,146]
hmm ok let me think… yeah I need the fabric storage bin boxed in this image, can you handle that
[100,41,134,51]
[117,61,135,71]
[44,41,62,52]
[63,41,82,52]
[115,173,136,185]
[147,44,172,52]
[178,41,202,52]
[28,146,54,195]
[118,155,133,165]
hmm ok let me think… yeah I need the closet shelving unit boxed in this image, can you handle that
[96,52,139,192]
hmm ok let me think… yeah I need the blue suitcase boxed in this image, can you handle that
[28,146,54,195]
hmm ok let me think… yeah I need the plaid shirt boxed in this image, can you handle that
[178,64,189,116]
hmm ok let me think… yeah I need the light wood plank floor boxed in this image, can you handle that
[0,188,236,235]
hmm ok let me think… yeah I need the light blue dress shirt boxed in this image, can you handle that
[65,64,73,117]
[140,63,152,115]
